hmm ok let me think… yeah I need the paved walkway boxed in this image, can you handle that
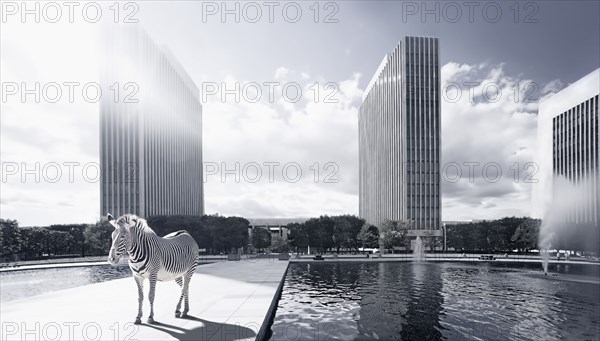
[1,259,289,341]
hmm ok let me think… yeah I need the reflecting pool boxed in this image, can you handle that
[270,262,600,341]
[0,264,132,302]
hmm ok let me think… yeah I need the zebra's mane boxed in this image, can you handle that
[117,214,156,235]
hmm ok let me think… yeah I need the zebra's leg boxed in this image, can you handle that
[147,273,157,324]
[175,276,184,318]
[134,275,144,325]
[181,269,194,317]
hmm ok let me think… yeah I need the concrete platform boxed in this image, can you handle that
[1,259,289,341]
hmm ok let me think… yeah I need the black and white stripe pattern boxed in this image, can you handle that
[107,213,199,324]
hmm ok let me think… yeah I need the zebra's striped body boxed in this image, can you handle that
[107,213,199,324]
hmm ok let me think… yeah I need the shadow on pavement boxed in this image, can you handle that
[144,315,257,341]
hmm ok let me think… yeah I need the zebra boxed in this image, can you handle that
[107,213,199,324]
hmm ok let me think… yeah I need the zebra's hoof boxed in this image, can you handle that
[175,312,181,318]
[147,317,155,324]
[181,313,189,318]
[134,318,141,325]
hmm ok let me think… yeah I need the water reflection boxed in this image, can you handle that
[272,263,362,340]
[270,262,600,341]
[0,264,131,302]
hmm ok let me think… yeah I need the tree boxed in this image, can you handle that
[422,231,442,251]
[301,217,335,253]
[48,224,87,256]
[223,216,250,252]
[270,235,290,253]
[0,219,20,257]
[302,218,321,251]
[357,223,379,249]
[288,222,308,254]
[316,216,335,252]
[332,215,364,252]
[252,227,271,251]
[19,227,48,258]
[379,220,410,253]
[202,214,226,253]
[84,219,114,256]
[511,218,540,252]
[332,217,352,253]
[446,224,465,251]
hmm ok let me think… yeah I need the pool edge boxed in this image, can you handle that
[256,261,290,341]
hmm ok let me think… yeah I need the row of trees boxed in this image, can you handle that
[446,217,541,252]
[285,217,442,254]
[0,219,112,261]
[146,215,249,254]
[286,215,369,254]
[4,214,594,260]
[0,215,250,261]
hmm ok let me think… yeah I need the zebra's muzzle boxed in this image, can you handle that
[108,253,121,265]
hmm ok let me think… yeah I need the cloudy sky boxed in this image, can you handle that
[1,1,599,226]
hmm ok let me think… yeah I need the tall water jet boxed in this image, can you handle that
[413,236,425,262]
[539,231,555,275]
[537,175,598,275]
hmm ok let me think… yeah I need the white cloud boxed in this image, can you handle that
[1,21,101,226]
[440,62,472,82]
[274,66,289,80]
[440,62,561,221]
[201,67,363,218]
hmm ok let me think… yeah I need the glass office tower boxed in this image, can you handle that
[100,26,204,218]
[535,68,599,227]
[359,37,441,239]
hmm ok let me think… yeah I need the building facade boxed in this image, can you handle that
[359,36,441,238]
[100,26,204,218]
[247,218,309,240]
[534,68,599,227]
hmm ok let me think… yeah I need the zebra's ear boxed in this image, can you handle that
[107,213,119,229]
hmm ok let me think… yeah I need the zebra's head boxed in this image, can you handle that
[107,213,138,265]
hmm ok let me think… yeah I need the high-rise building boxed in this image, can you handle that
[359,36,441,240]
[100,26,204,218]
[533,68,599,227]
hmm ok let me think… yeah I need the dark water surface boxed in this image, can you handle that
[270,262,600,341]
[0,264,132,302]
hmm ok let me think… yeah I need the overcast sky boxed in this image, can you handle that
[1,1,599,226]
